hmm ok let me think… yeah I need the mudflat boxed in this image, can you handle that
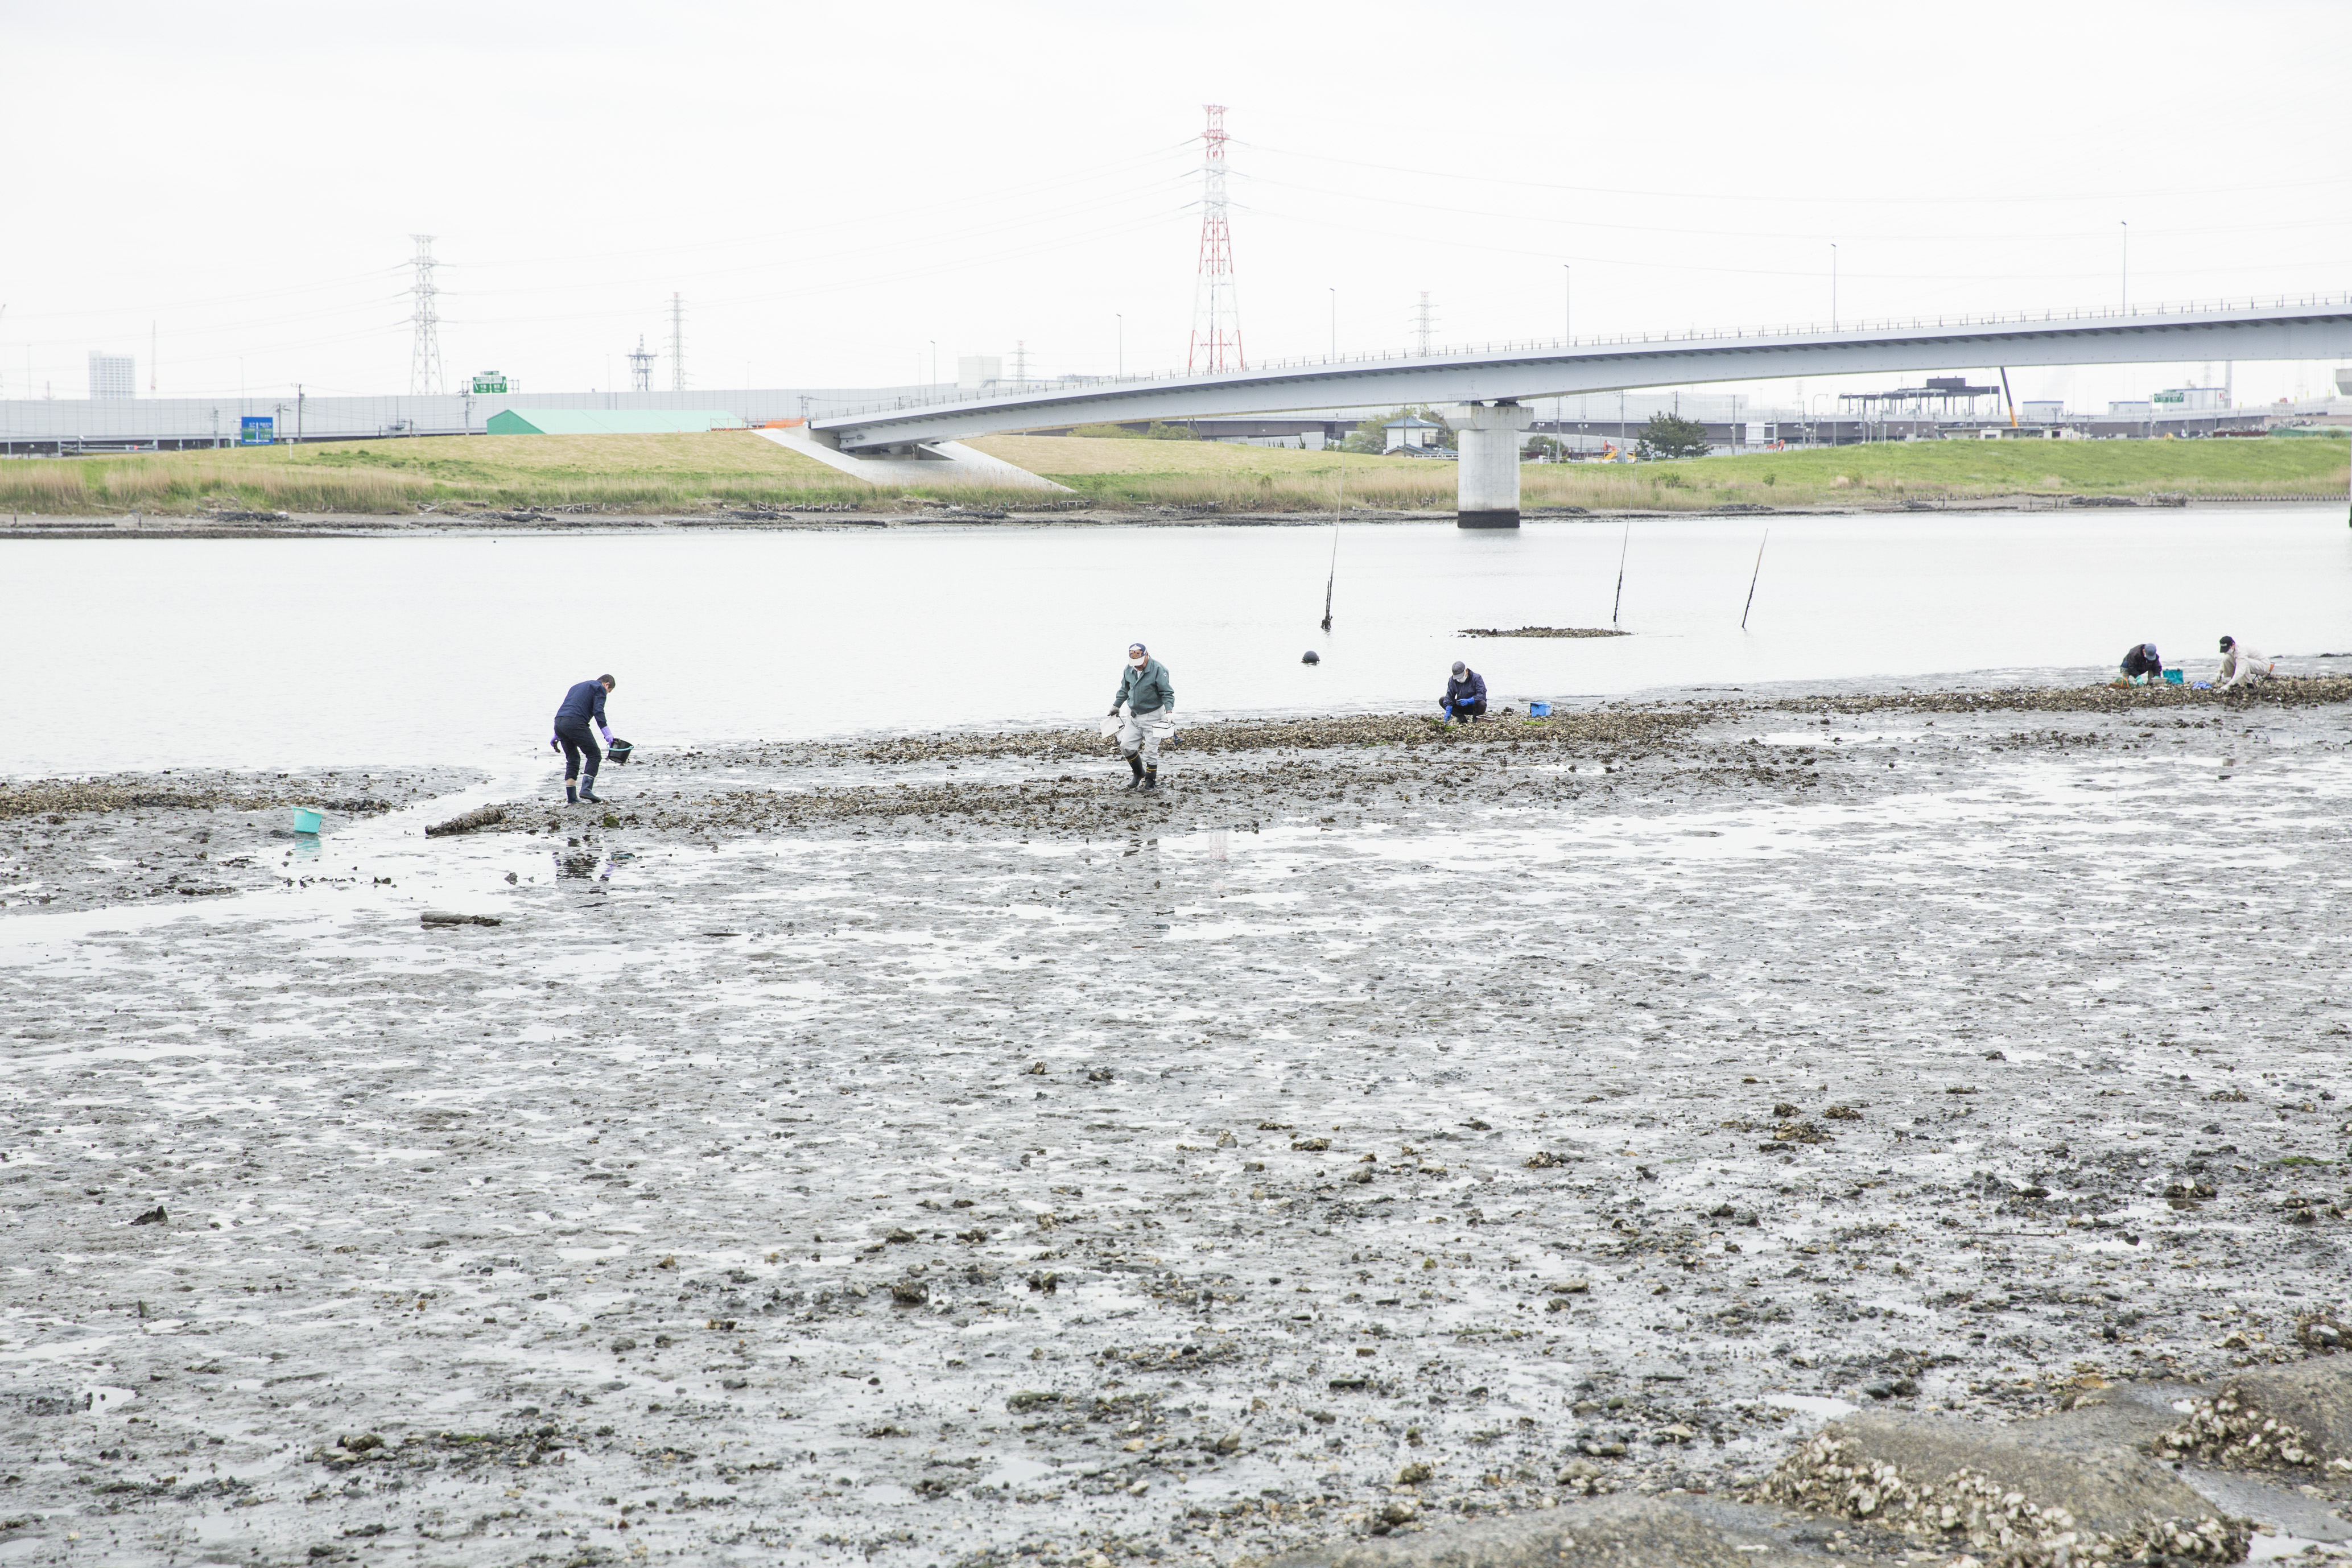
[3,678,2348,1566]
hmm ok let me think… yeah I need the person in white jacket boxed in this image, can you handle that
[2215,636,2274,689]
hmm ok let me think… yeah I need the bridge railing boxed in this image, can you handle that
[817,290,2352,423]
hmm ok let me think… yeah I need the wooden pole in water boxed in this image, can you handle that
[1611,522,1629,629]
[1741,529,1770,630]
[1322,463,1342,634]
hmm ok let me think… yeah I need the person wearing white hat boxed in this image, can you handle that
[1109,642,1177,791]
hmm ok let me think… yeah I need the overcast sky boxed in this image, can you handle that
[7,0,2345,411]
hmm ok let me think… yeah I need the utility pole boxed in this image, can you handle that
[669,293,686,391]
[150,321,156,394]
[1329,287,1336,360]
[1830,244,1838,331]
[2120,221,2128,311]
[408,235,443,395]
[627,335,655,392]
[1415,292,1435,357]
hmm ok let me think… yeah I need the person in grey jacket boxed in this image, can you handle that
[1109,642,1176,791]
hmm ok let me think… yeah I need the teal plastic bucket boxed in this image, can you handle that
[1529,701,1553,717]
[291,807,323,835]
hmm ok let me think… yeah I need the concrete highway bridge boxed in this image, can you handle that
[810,298,2352,526]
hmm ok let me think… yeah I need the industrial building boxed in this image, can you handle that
[481,409,748,435]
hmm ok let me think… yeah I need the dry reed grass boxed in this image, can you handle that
[1,429,2339,518]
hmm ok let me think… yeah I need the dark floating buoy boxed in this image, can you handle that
[1301,650,1321,665]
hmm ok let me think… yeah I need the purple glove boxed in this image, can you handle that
[549,735,559,752]
[600,727,614,745]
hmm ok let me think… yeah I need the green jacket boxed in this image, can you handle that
[1115,658,1174,716]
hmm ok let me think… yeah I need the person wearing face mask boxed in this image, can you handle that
[1441,661,1488,723]
[2214,636,2273,689]
[1109,642,1176,792]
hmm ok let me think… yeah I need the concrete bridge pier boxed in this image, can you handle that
[1445,401,1535,527]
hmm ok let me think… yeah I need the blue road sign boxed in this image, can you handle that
[240,416,274,446]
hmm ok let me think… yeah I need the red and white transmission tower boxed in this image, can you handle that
[1186,105,1244,375]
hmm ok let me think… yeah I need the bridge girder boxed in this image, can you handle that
[815,303,2352,453]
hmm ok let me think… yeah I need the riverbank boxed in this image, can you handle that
[0,489,2337,539]
[0,428,2341,522]
[4,676,2349,1565]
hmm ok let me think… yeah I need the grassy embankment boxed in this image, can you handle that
[969,431,2352,511]
[0,427,2342,516]
[0,432,871,515]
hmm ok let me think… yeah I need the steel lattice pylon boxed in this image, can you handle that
[1186,105,1244,376]
[407,235,443,397]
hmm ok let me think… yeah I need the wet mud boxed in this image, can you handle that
[2,679,2349,1567]
[0,769,480,915]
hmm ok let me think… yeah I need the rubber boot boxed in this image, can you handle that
[1124,753,1145,790]
[579,775,603,804]
[1141,765,1159,793]
[566,783,578,804]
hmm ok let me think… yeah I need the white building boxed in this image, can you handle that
[1383,415,1442,451]
[88,353,135,399]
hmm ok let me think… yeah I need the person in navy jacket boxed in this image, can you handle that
[552,675,616,804]
[1442,662,1488,722]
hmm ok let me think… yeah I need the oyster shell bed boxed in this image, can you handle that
[2,677,2349,1567]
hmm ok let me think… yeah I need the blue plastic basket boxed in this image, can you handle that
[291,807,323,835]
[2163,668,2185,685]
[1529,701,1553,717]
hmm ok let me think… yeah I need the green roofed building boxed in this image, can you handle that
[482,409,750,435]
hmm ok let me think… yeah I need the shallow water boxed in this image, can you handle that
[7,507,2350,775]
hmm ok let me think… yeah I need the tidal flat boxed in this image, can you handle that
[2,678,2349,1566]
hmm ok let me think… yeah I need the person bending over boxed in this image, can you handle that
[1442,661,1488,722]
[552,674,617,805]
[2215,636,2273,689]
[2118,643,2164,686]
[1110,642,1175,793]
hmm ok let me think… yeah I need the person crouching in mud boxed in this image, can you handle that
[1109,642,1175,792]
[552,674,616,806]
[1442,661,1488,722]
[2117,642,2164,686]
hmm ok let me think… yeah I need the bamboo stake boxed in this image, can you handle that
[1611,522,1629,629]
[1741,529,1770,630]
[1321,463,1342,634]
